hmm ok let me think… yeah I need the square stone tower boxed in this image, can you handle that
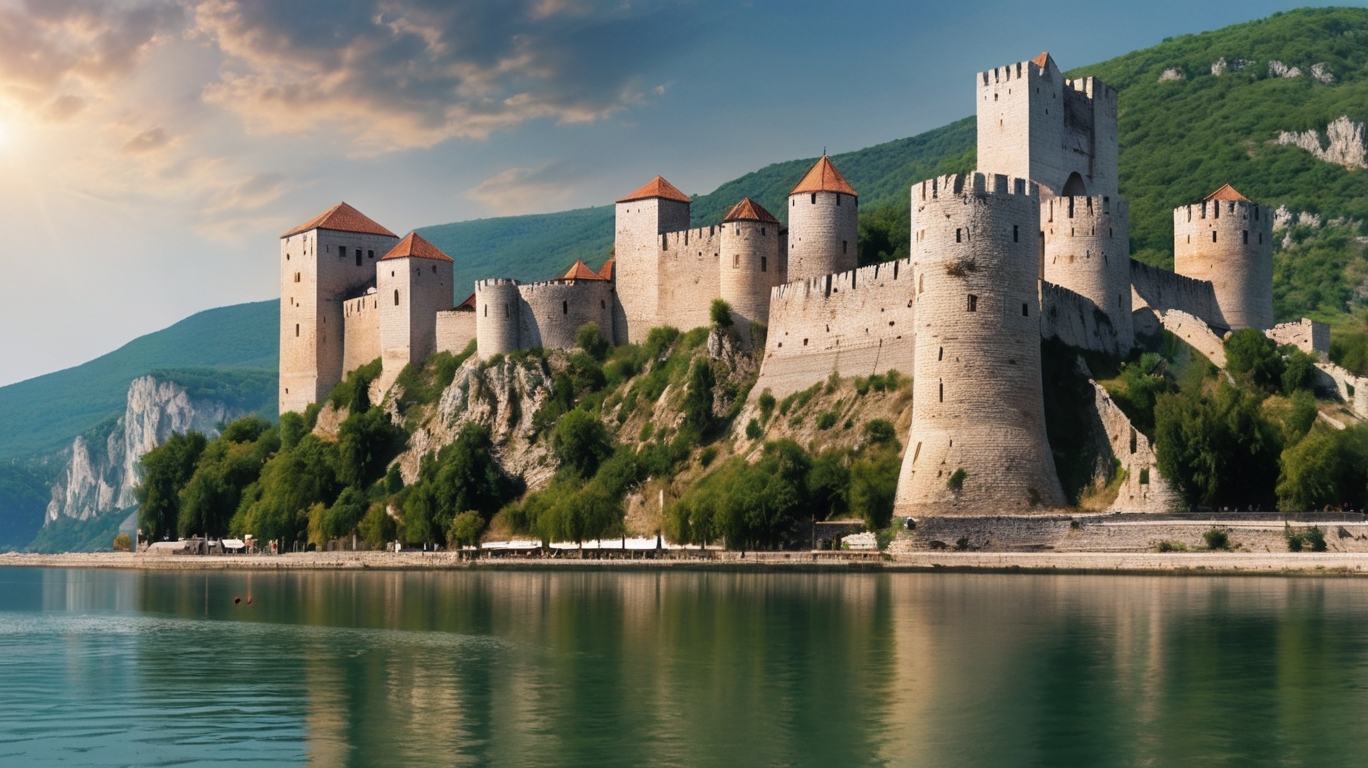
[613,176,692,344]
[976,52,1118,198]
[279,202,398,414]
[377,232,455,392]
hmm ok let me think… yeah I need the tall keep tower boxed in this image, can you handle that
[378,233,454,390]
[614,176,692,344]
[895,173,1065,515]
[977,53,1118,198]
[719,198,782,346]
[1174,185,1274,331]
[280,202,399,414]
[1041,195,1133,351]
[787,156,859,281]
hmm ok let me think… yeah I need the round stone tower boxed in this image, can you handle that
[1173,184,1274,330]
[1041,194,1133,351]
[787,156,858,282]
[719,198,781,346]
[474,278,522,357]
[895,172,1065,516]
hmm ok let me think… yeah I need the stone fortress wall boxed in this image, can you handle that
[516,278,616,350]
[1041,195,1132,350]
[1268,318,1330,358]
[342,292,380,374]
[895,173,1065,515]
[474,279,525,357]
[613,196,691,345]
[379,253,453,390]
[435,308,476,355]
[1039,281,1124,354]
[1129,258,1226,329]
[1173,196,1275,330]
[756,259,917,398]
[719,218,784,346]
[787,189,858,281]
[656,225,723,337]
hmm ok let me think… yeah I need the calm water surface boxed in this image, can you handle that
[2,568,1367,766]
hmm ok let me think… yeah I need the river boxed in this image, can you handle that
[1,567,1366,766]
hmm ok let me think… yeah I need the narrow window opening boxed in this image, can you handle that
[938,346,943,361]
[339,246,347,259]
[918,274,924,293]
[956,228,962,243]
[810,193,817,204]
[295,324,299,337]
[1259,232,1263,244]
[1013,225,1019,243]
[939,380,944,402]
[836,194,842,206]
[1243,230,1248,244]
[600,299,606,309]
[294,272,300,283]
[504,303,509,318]
[1022,303,1029,317]
[761,227,766,236]
[1213,231,1218,243]
[368,250,374,259]
[562,300,568,315]
[761,256,768,272]
[733,254,740,269]
[394,289,399,306]
[967,294,978,312]
[484,305,488,317]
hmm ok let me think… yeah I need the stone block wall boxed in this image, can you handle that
[719,220,782,346]
[756,259,916,398]
[896,172,1065,516]
[436,309,476,355]
[1129,259,1225,330]
[1174,199,1274,330]
[342,292,380,375]
[1040,281,1123,354]
[787,190,858,282]
[1090,382,1184,512]
[379,256,453,390]
[614,197,690,344]
[518,279,616,350]
[1157,309,1228,367]
[1269,318,1329,359]
[657,225,722,335]
[1314,362,1368,418]
[475,279,523,357]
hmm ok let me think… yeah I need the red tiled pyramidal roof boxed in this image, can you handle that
[282,202,397,238]
[380,232,453,262]
[561,259,608,281]
[1204,184,1250,203]
[598,257,615,281]
[454,293,476,311]
[722,197,780,224]
[1032,51,1055,69]
[617,176,691,204]
[790,156,857,197]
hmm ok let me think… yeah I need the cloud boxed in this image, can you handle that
[0,0,183,110]
[42,94,85,121]
[193,0,696,149]
[122,126,169,152]
[469,162,577,214]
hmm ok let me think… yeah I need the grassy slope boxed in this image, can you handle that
[0,300,279,461]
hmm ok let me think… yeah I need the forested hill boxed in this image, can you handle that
[421,7,1368,326]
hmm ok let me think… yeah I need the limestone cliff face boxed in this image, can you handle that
[44,376,246,524]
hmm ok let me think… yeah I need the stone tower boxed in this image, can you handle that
[1173,185,1274,331]
[377,233,454,391]
[279,202,399,414]
[719,198,782,346]
[474,278,523,357]
[1041,195,1133,352]
[976,52,1118,198]
[895,173,1065,516]
[613,176,692,344]
[787,156,859,282]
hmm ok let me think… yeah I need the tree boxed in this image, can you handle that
[1224,329,1283,392]
[1281,347,1317,395]
[136,431,207,542]
[683,359,715,433]
[1154,382,1281,509]
[849,451,901,529]
[359,504,397,548]
[337,407,398,488]
[576,323,610,361]
[1277,425,1368,511]
[447,511,486,548]
[553,410,613,478]
[231,434,340,547]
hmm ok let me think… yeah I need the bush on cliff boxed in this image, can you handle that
[1154,381,1282,510]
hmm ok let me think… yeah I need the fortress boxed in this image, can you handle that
[280,51,1324,515]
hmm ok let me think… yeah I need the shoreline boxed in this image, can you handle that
[8,550,1368,576]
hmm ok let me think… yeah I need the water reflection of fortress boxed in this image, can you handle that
[278,53,1321,515]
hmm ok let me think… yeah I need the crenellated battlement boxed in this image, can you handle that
[475,277,522,289]
[1174,199,1272,226]
[770,258,911,302]
[912,173,1037,204]
[1043,195,1124,225]
[660,225,722,252]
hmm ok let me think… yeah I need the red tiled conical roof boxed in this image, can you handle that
[380,232,453,262]
[722,197,780,224]
[616,176,691,204]
[790,156,857,197]
[561,259,608,281]
[1204,184,1250,203]
[598,257,615,281]
[282,202,397,238]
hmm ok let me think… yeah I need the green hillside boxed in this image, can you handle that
[0,300,279,462]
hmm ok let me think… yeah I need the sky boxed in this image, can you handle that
[0,0,1358,387]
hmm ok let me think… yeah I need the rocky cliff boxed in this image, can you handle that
[44,375,248,525]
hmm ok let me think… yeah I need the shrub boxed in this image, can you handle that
[758,391,776,423]
[745,419,762,440]
[864,419,898,446]
[1286,526,1328,552]
[447,511,486,548]
[816,411,838,430]
[112,533,132,552]
[947,468,967,492]
[683,360,715,433]
[699,446,718,468]
[1281,347,1317,395]
[576,323,610,361]
[1203,528,1230,550]
[359,504,396,548]
[1154,381,1281,510]
[554,409,614,478]
[884,370,903,389]
[710,299,734,328]
[1154,540,1187,552]
[1225,329,1283,392]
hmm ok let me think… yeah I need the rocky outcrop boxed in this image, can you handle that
[44,376,246,524]
[1276,116,1367,170]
